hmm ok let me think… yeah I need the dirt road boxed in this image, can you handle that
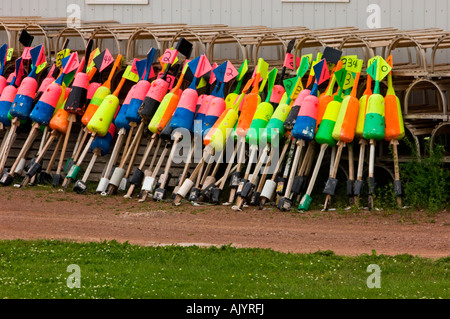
[0,187,448,258]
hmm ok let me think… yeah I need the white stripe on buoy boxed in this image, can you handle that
[109,168,126,187]
[14,158,26,174]
[118,177,128,191]
[96,177,109,193]
[177,179,194,197]
[261,180,276,199]
[141,176,155,192]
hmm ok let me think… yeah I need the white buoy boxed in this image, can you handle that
[261,180,277,200]
[14,158,26,175]
[118,177,128,191]
[177,179,195,198]
[141,176,155,192]
[109,168,126,187]
[96,177,109,193]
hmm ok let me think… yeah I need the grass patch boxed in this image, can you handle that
[399,140,449,212]
[0,240,448,299]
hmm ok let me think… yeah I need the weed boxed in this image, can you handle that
[400,139,449,212]
[374,183,398,210]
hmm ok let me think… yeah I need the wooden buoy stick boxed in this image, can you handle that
[8,123,41,176]
[347,143,355,206]
[227,137,246,204]
[284,139,305,198]
[258,137,292,209]
[323,141,345,210]
[55,113,76,177]
[80,149,101,183]
[298,143,329,212]
[124,133,158,198]
[103,128,126,181]
[218,140,239,191]
[107,122,144,195]
[125,129,143,178]
[119,123,136,168]
[137,141,170,203]
[70,125,84,160]
[391,139,402,208]
[354,139,367,206]
[295,142,316,204]
[367,139,376,210]
[20,131,59,187]
[173,139,196,194]
[72,128,90,163]
[62,133,96,189]
[234,145,268,210]
[45,134,64,174]
[0,120,19,172]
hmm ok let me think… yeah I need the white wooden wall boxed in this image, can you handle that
[0,0,449,63]
[0,0,448,30]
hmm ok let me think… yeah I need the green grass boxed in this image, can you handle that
[0,240,448,299]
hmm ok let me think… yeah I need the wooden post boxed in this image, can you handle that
[55,113,76,178]
[8,122,41,177]
[368,139,376,210]
[62,133,96,189]
[124,128,144,179]
[259,138,291,209]
[354,139,367,207]
[234,145,269,210]
[323,141,345,210]
[233,144,258,205]
[0,119,20,172]
[151,132,184,196]
[44,134,64,174]
[218,142,239,191]
[348,143,355,206]
[293,141,315,203]
[275,137,296,205]
[0,127,9,163]
[173,139,195,195]
[81,148,101,183]
[200,158,214,187]
[107,121,144,195]
[103,128,127,181]
[124,133,157,198]
[120,123,136,167]
[71,126,84,162]
[305,143,328,198]
[20,130,59,187]
[72,127,90,164]
[282,139,305,200]
[255,147,274,194]
[119,122,141,168]
[172,146,213,206]
[139,142,169,202]
[226,137,246,204]
[391,139,402,208]
[329,145,336,177]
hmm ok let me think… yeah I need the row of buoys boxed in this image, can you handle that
[0,30,406,212]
